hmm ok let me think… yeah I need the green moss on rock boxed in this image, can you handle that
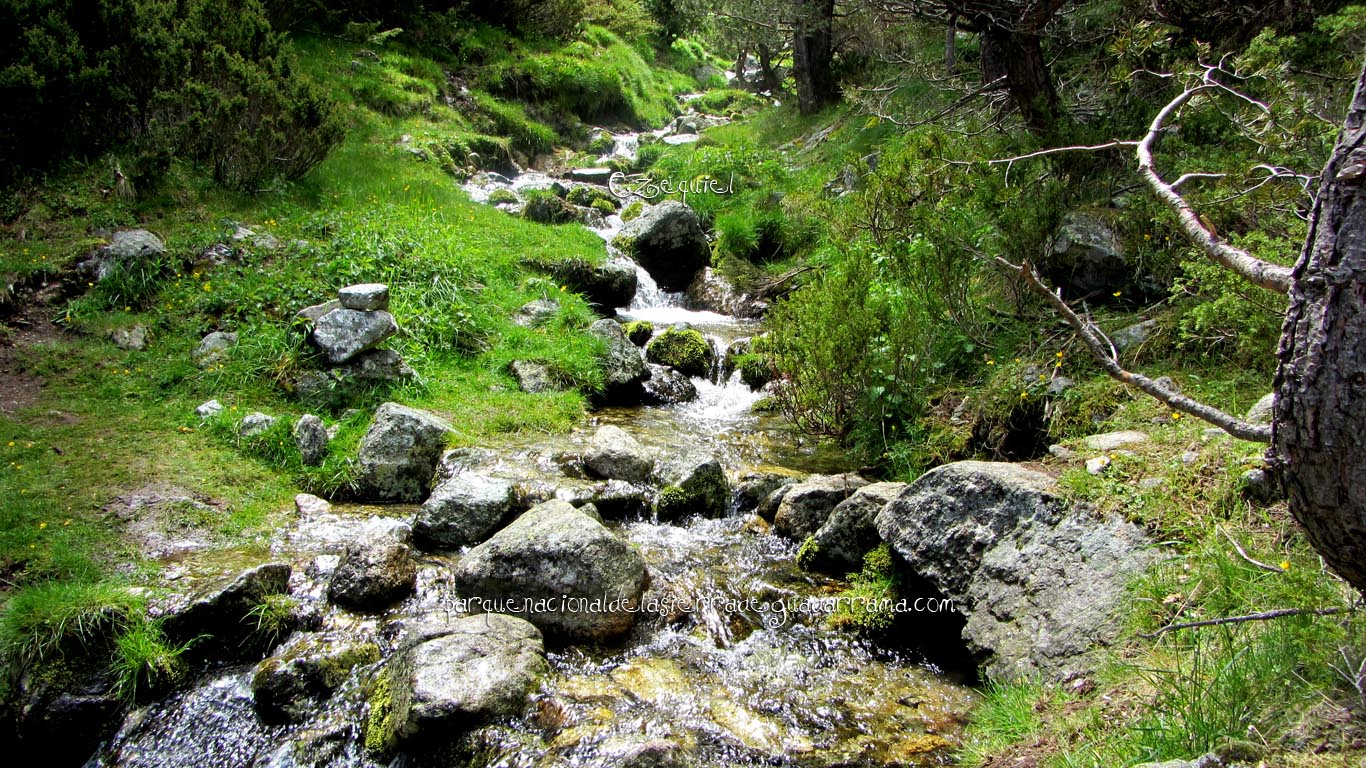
[621,320,654,346]
[655,485,689,520]
[621,201,645,222]
[646,327,713,378]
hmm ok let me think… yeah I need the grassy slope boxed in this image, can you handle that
[0,26,696,666]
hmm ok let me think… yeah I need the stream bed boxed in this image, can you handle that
[86,119,980,768]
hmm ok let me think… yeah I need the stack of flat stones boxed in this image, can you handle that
[292,284,412,399]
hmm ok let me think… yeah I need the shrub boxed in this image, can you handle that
[0,0,344,191]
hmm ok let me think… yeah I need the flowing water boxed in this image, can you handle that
[87,122,978,768]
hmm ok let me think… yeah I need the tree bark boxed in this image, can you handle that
[945,15,957,72]
[977,24,1060,139]
[756,43,784,96]
[793,0,840,115]
[1273,61,1366,593]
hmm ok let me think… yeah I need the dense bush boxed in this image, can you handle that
[0,0,343,191]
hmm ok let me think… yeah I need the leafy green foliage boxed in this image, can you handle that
[0,0,344,190]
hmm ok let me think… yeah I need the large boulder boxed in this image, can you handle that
[875,461,1154,680]
[590,319,649,403]
[584,425,654,483]
[1043,211,1130,301]
[613,201,711,292]
[76,229,165,284]
[801,482,906,574]
[645,327,714,379]
[310,308,399,365]
[451,501,649,642]
[413,473,517,550]
[366,614,546,755]
[524,256,637,311]
[160,563,293,660]
[654,451,730,520]
[734,471,799,516]
[685,267,766,318]
[772,473,870,541]
[356,403,454,502]
[641,364,698,405]
[252,633,380,723]
[328,518,417,610]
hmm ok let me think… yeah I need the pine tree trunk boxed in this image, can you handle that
[1273,62,1366,593]
[978,25,1060,140]
[793,0,839,115]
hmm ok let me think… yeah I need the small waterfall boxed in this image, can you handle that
[628,264,686,312]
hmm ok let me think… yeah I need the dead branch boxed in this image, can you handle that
[1219,525,1285,573]
[1142,606,1354,639]
[992,256,1274,443]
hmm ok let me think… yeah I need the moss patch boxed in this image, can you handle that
[645,327,713,378]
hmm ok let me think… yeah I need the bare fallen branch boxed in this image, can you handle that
[1142,606,1354,639]
[992,256,1274,443]
[1219,525,1285,573]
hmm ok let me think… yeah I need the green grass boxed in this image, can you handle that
[956,680,1057,767]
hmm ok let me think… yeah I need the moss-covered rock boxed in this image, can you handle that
[653,451,729,520]
[621,320,654,346]
[591,198,616,216]
[487,188,519,205]
[645,327,713,378]
[568,185,618,209]
[522,191,578,224]
[621,200,645,222]
[587,130,615,155]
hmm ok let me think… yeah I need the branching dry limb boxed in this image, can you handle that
[992,256,1273,443]
[1142,606,1354,639]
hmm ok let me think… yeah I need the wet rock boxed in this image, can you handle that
[584,425,654,483]
[1246,392,1275,425]
[509,360,560,393]
[654,451,729,520]
[1044,210,1134,300]
[413,473,516,550]
[310,308,398,365]
[76,229,165,284]
[161,562,293,659]
[293,414,328,466]
[580,480,655,519]
[875,461,1153,680]
[1112,319,1157,353]
[641,364,698,405]
[755,483,794,522]
[596,737,690,768]
[194,399,223,418]
[802,482,906,573]
[523,194,578,224]
[452,500,649,642]
[252,633,381,723]
[685,267,766,318]
[567,167,614,184]
[773,473,870,541]
[193,331,237,368]
[613,201,711,292]
[590,319,649,403]
[367,614,547,755]
[524,256,638,311]
[622,320,654,346]
[294,493,331,516]
[514,298,559,327]
[1080,430,1149,452]
[238,412,276,438]
[356,402,454,502]
[110,325,148,351]
[13,685,122,767]
[338,283,390,311]
[328,518,417,610]
[646,326,714,378]
[735,471,799,515]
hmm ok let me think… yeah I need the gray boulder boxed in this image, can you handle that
[328,518,417,610]
[413,473,516,550]
[77,229,165,283]
[590,319,649,403]
[1044,211,1135,301]
[734,472,799,515]
[508,360,559,393]
[1246,392,1275,425]
[641,364,698,405]
[238,412,276,439]
[339,283,390,311]
[451,500,649,642]
[293,414,328,466]
[755,483,795,523]
[161,563,293,659]
[368,614,546,754]
[524,256,638,311]
[685,267,765,318]
[1112,319,1157,353]
[310,308,398,365]
[802,482,906,574]
[288,349,415,408]
[252,633,380,723]
[875,461,1153,680]
[514,298,559,327]
[654,451,730,520]
[584,425,654,483]
[1080,430,1149,452]
[356,403,454,502]
[772,473,870,541]
[110,325,148,351]
[193,331,237,368]
[294,299,342,328]
[613,201,711,292]
[194,399,223,418]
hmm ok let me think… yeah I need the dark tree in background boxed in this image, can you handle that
[793,0,840,113]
